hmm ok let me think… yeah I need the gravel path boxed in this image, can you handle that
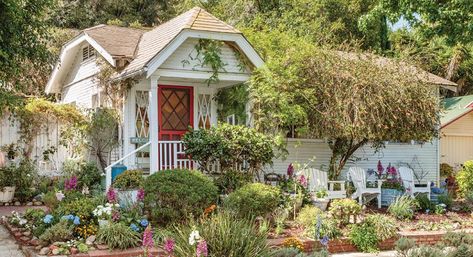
[0,225,25,257]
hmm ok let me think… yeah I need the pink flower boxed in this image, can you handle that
[196,240,208,257]
[65,176,78,191]
[377,160,384,177]
[388,166,397,176]
[107,187,117,203]
[137,188,145,202]
[287,163,294,177]
[164,238,175,255]
[298,175,308,188]
[112,210,120,221]
[142,225,154,257]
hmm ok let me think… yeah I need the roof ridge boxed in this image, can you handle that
[189,7,202,28]
[83,24,106,32]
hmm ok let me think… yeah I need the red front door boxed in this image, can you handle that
[158,85,194,140]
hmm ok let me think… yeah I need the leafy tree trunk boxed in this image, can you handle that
[328,138,368,180]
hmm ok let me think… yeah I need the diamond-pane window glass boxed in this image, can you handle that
[135,91,149,138]
[160,88,191,131]
[198,94,212,129]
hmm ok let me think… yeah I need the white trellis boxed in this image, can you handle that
[197,94,212,129]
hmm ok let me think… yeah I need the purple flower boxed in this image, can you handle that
[142,225,154,257]
[112,210,120,221]
[164,238,175,255]
[320,236,329,247]
[65,176,78,191]
[107,187,117,203]
[196,240,208,257]
[287,163,294,177]
[137,188,145,202]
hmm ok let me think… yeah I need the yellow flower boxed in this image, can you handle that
[282,237,305,252]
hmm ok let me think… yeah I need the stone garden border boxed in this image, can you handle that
[4,216,473,257]
[268,229,473,253]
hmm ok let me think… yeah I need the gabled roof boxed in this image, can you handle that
[441,95,473,128]
[117,7,241,77]
[84,25,145,59]
[46,7,248,93]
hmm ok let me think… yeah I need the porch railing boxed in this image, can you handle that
[105,141,151,191]
[158,141,195,171]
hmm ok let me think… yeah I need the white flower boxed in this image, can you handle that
[188,230,200,245]
[55,191,65,201]
[19,218,27,225]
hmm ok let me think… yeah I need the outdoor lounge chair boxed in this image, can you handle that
[399,167,431,200]
[348,167,383,208]
[299,168,346,199]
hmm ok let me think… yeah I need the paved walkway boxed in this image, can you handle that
[331,251,396,257]
[0,225,25,257]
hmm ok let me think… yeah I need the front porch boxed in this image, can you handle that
[106,72,250,189]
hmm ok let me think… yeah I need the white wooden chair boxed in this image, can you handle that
[348,167,383,208]
[399,167,431,200]
[299,168,346,199]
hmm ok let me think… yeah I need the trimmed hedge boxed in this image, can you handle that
[143,169,218,225]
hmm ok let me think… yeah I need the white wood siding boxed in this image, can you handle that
[0,114,72,175]
[268,139,440,184]
[160,38,249,74]
[440,112,473,167]
[61,42,101,107]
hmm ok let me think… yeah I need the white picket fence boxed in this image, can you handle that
[0,113,72,176]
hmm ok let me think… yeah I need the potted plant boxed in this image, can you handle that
[0,165,16,202]
[112,170,144,206]
[312,189,329,210]
[377,162,404,206]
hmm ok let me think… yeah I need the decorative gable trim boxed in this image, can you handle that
[45,33,116,94]
[144,29,264,79]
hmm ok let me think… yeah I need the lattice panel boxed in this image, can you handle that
[198,94,212,129]
[135,91,149,138]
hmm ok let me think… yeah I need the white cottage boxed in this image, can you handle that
[45,7,456,190]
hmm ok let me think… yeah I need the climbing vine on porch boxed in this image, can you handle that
[95,57,138,110]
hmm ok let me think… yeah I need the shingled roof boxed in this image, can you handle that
[84,25,145,59]
[117,7,240,77]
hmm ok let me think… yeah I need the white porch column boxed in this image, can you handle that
[149,76,159,174]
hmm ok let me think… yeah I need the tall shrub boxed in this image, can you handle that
[143,169,218,225]
[182,123,277,175]
[457,160,473,197]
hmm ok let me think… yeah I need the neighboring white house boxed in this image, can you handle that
[44,7,457,189]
